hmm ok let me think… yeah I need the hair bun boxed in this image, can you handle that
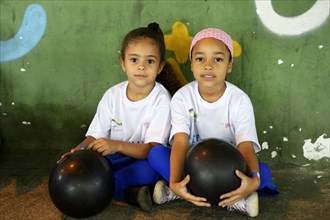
[148,22,160,33]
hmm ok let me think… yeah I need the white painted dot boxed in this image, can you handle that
[283,137,288,142]
[290,64,295,67]
[2,113,7,116]
[269,126,273,129]
[11,102,15,105]
[271,151,277,158]
[20,68,26,72]
[262,142,269,150]
[299,128,302,132]
[278,59,284,64]
[318,45,323,49]
[263,130,267,134]
[292,154,296,158]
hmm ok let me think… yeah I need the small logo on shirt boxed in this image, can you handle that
[111,119,123,131]
[189,108,198,119]
[220,122,231,128]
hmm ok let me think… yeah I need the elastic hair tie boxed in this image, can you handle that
[78,143,87,150]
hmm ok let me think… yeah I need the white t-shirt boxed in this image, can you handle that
[170,81,261,152]
[86,81,171,146]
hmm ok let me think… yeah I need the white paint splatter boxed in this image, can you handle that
[269,126,273,129]
[0,102,2,106]
[318,45,323,49]
[277,59,284,64]
[271,151,277,158]
[20,68,26,72]
[299,128,302,132]
[263,130,267,134]
[292,154,296,158]
[262,142,269,150]
[317,176,322,179]
[290,64,295,67]
[11,102,15,105]
[2,113,7,116]
[303,133,330,160]
[302,164,310,167]
[283,137,288,142]
[22,121,31,125]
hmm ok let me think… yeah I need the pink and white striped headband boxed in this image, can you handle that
[189,28,233,60]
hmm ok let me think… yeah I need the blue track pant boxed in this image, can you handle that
[147,145,278,194]
[105,153,160,200]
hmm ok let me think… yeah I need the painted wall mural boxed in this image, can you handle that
[0,3,46,62]
[0,1,328,164]
[255,0,330,35]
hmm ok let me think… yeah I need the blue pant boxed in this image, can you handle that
[147,145,279,196]
[105,153,160,200]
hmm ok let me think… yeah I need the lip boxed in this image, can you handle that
[201,74,215,79]
[134,74,147,78]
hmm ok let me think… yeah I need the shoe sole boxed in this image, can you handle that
[138,186,153,211]
[153,180,165,204]
[247,192,259,217]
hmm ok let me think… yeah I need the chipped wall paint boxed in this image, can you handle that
[0,1,328,166]
[303,134,330,161]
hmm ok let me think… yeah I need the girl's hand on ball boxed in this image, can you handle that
[170,175,211,207]
[218,170,259,207]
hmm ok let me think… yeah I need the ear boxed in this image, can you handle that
[227,61,233,74]
[120,58,126,72]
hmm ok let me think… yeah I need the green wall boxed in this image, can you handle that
[1,0,329,166]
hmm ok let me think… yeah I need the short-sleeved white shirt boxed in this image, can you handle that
[170,81,261,152]
[86,81,171,146]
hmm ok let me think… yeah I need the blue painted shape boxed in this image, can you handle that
[0,4,47,62]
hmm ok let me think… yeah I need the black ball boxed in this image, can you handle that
[49,150,115,218]
[185,138,247,204]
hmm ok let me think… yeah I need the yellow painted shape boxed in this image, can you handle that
[233,40,242,57]
[165,21,192,64]
[167,57,188,86]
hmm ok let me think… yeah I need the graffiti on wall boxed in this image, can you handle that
[1,2,329,162]
[0,3,46,62]
[255,0,330,35]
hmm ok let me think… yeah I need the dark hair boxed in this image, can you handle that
[120,22,182,96]
[120,22,165,61]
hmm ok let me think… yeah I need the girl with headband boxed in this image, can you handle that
[149,27,278,217]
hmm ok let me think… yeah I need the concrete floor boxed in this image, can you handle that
[0,149,329,220]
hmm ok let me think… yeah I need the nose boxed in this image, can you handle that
[138,64,145,71]
[204,62,213,70]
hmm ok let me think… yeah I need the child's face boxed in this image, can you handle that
[191,38,232,89]
[121,38,164,89]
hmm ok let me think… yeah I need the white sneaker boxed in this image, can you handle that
[153,180,180,204]
[227,192,259,217]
